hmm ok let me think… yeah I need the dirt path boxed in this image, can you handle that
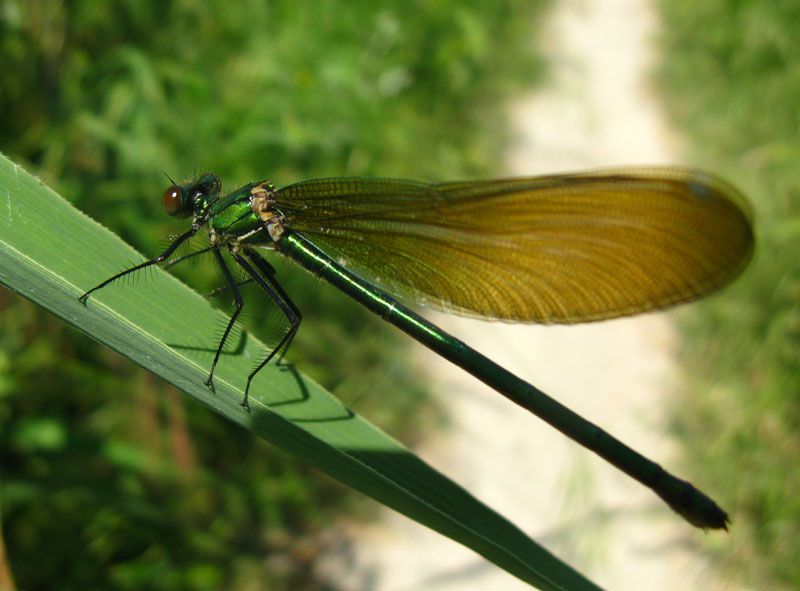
[322,1,740,589]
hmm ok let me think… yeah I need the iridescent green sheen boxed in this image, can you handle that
[209,183,262,239]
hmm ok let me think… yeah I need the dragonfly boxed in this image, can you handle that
[78,167,754,531]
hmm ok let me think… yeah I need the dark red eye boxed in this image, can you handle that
[162,185,183,216]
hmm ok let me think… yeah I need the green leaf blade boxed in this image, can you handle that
[0,152,601,591]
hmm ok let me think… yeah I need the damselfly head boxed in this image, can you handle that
[161,172,222,219]
[193,172,222,197]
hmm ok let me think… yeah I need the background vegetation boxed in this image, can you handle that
[0,1,547,589]
[658,2,800,589]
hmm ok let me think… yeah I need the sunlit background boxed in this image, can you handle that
[0,0,797,590]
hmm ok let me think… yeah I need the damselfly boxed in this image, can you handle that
[79,168,754,530]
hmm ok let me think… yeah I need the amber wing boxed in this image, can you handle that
[273,168,754,323]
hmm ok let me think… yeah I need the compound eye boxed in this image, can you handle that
[162,185,184,216]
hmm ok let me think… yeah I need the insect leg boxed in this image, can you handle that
[78,226,199,304]
[243,249,302,365]
[165,246,213,269]
[230,249,301,409]
[162,245,253,298]
[205,247,245,392]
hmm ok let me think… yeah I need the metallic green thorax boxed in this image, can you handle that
[208,183,263,241]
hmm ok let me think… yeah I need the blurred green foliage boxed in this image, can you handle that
[658,1,800,589]
[0,0,547,589]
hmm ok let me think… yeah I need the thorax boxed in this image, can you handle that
[207,181,285,246]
